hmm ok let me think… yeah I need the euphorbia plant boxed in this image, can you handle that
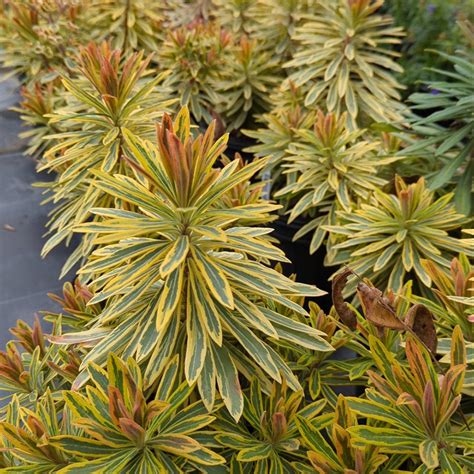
[83,0,166,52]
[0,318,79,414]
[348,329,471,472]
[218,153,275,226]
[56,107,332,420]
[275,110,397,254]
[38,41,174,274]
[0,0,83,84]
[296,395,389,473]
[216,35,281,130]
[244,82,317,186]
[412,254,474,342]
[285,0,405,128]
[13,82,62,157]
[212,0,256,35]
[250,0,311,60]
[47,354,225,472]
[43,279,102,330]
[158,23,231,124]
[163,0,214,30]
[214,378,326,472]
[270,300,369,407]
[326,176,473,293]
[0,340,42,412]
[1,3,473,473]
[0,390,76,472]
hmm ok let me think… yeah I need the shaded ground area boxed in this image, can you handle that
[0,75,72,346]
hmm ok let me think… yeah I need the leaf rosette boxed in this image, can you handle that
[54,107,332,420]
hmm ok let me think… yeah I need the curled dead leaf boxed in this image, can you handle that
[404,304,437,353]
[211,110,226,140]
[332,268,357,330]
[356,282,405,331]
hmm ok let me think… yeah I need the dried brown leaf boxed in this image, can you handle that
[404,304,437,353]
[356,282,405,330]
[332,268,357,330]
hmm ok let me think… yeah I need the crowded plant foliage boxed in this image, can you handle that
[0,0,472,472]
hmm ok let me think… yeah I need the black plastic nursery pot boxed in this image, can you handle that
[271,216,333,312]
[271,216,364,398]
[226,131,255,161]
